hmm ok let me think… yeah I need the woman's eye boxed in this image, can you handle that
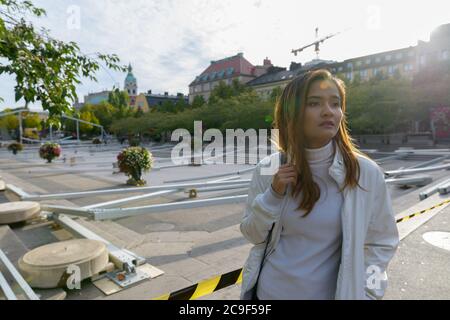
[308,101,319,107]
[333,102,340,107]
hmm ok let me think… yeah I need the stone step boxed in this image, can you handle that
[0,225,29,268]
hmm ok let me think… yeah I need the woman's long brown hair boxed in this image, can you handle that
[273,69,368,217]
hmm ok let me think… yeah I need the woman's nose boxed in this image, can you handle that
[321,102,333,114]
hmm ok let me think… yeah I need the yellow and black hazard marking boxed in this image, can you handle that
[396,198,450,224]
[154,268,243,300]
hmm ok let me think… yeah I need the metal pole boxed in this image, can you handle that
[375,154,407,164]
[92,194,248,220]
[0,271,17,300]
[0,249,39,300]
[76,120,80,143]
[384,163,450,177]
[164,167,255,184]
[419,178,450,200]
[188,183,249,193]
[385,175,432,186]
[406,155,450,170]
[43,194,249,221]
[18,111,23,144]
[21,179,251,201]
[84,176,247,209]
[50,123,53,141]
[83,189,180,209]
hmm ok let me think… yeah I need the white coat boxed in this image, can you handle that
[240,144,399,300]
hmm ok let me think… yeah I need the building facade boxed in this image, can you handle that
[329,23,450,83]
[246,60,337,99]
[135,90,188,111]
[83,90,110,106]
[246,23,450,99]
[188,53,273,103]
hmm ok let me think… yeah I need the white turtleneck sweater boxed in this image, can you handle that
[256,140,344,300]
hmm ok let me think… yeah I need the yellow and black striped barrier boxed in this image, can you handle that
[154,268,243,300]
[154,197,450,300]
[395,198,450,223]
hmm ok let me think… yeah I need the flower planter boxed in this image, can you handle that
[117,147,153,186]
[39,142,61,163]
[8,143,24,155]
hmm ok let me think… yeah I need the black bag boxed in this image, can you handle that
[251,222,275,300]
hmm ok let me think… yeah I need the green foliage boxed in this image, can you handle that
[79,110,99,134]
[208,78,253,105]
[23,112,41,130]
[129,138,140,146]
[80,102,115,130]
[191,95,206,109]
[0,0,126,120]
[7,141,23,154]
[134,107,144,118]
[0,108,19,130]
[109,83,275,140]
[346,77,425,134]
[270,86,283,103]
[109,88,132,119]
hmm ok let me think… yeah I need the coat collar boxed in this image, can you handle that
[328,140,346,189]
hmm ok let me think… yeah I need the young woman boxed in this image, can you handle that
[240,69,399,300]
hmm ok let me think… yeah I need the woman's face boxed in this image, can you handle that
[302,79,343,149]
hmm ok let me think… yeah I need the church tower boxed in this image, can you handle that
[124,63,137,106]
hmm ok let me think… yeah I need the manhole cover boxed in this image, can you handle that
[422,232,450,252]
[145,223,175,232]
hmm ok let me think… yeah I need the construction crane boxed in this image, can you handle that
[291,27,349,59]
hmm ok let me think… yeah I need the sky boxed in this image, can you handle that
[1,0,450,111]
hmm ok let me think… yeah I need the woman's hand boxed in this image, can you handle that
[271,164,298,196]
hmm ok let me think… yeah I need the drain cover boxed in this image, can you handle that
[422,232,450,252]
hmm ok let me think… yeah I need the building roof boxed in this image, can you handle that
[246,61,333,87]
[144,93,188,106]
[125,64,137,84]
[189,52,256,86]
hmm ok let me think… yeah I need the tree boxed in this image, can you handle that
[191,95,206,109]
[174,96,188,113]
[79,111,99,134]
[155,100,176,113]
[109,88,132,119]
[0,0,126,122]
[346,77,418,134]
[134,107,144,118]
[0,108,19,130]
[23,112,41,130]
[270,86,283,103]
[79,101,115,130]
[208,80,233,105]
[208,78,253,105]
